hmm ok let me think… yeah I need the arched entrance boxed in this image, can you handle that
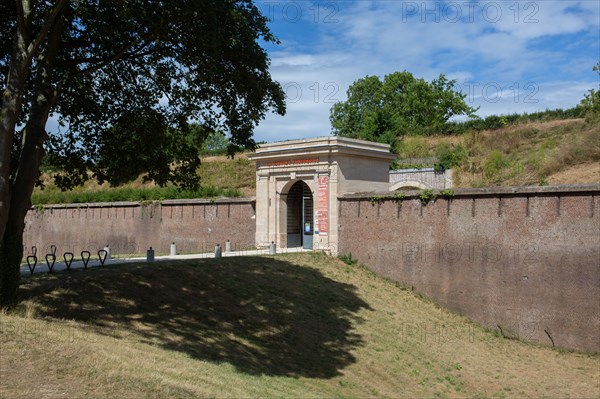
[390,181,431,191]
[286,180,314,249]
[248,136,397,251]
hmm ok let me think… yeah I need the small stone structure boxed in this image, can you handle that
[248,137,395,250]
[389,167,453,190]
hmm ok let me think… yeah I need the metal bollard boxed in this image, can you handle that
[103,245,111,260]
[225,240,232,253]
[170,242,177,256]
[214,244,222,258]
[269,241,276,255]
[147,247,155,262]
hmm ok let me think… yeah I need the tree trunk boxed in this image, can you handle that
[0,13,63,307]
[0,0,66,243]
[0,221,24,307]
[0,16,31,242]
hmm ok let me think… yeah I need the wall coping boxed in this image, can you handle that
[248,136,396,162]
[30,197,257,210]
[339,184,600,200]
[390,167,436,174]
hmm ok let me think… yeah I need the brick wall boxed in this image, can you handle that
[22,185,600,352]
[338,185,600,353]
[23,198,256,258]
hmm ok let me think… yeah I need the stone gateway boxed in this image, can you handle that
[247,137,396,251]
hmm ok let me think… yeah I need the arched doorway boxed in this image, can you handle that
[286,180,314,249]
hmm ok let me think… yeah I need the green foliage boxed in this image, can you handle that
[31,185,241,205]
[369,192,406,206]
[199,130,230,156]
[444,107,585,135]
[439,189,455,197]
[418,189,436,205]
[3,0,286,192]
[579,62,600,124]
[338,253,358,266]
[330,71,477,146]
[541,138,559,150]
[483,151,510,182]
[397,137,430,158]
[434,143,467,171]
[87,110,200,190]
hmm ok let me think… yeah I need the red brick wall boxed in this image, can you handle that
[338,186,600,353]
[23,198,256,257]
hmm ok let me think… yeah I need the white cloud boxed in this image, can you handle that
[271,53,318,67]
[253,0,599,142]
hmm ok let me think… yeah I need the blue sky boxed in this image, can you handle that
[253,0,600,142]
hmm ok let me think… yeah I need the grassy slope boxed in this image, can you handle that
[1,254,598,398]
[32,155,256,204]
[399,119,600,187]
[196,155,256,196]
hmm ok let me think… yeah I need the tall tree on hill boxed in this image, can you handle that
[330,71,477,148]
[0,0,286,307]
[580,62,600,123]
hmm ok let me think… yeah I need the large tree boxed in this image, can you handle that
[330,71,476,147]
[0,0,285,306]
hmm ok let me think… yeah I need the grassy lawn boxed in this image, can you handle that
[1,253,598,398]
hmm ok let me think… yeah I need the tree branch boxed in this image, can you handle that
[69,36,155,78]
[15,0,27,34]
[58,48,159,68]
[26,0,69,59]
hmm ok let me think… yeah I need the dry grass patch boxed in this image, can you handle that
[456,119,600,187]
[197,156,256,196]
[548,162,600,185]
[1,253,598,398]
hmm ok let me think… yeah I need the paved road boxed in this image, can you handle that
[20,247,310,276]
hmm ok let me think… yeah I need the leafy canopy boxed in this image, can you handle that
[1,0,286,191]
[579,62,600,123]
[330,71,477,148]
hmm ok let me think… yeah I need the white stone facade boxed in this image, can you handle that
[248,137,396,253]
[389,168,453,190]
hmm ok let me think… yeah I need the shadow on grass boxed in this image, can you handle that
[19,255,371,378]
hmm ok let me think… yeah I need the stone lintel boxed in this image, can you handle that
[248,136,396,163]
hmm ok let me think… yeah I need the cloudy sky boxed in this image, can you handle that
[253,0,600,142]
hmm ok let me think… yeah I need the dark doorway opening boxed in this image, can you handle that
[286,181,314,249]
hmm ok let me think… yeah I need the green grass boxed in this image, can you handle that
[197,156,256,194]
[31,184,242,205]
[31,156,256,205]
[32,155,255,205]
[1,253,598,398]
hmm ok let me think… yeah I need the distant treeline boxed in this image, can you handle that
[442,106,585,135]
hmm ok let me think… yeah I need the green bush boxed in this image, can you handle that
[434,143,467,171]
[483,151,509,181]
